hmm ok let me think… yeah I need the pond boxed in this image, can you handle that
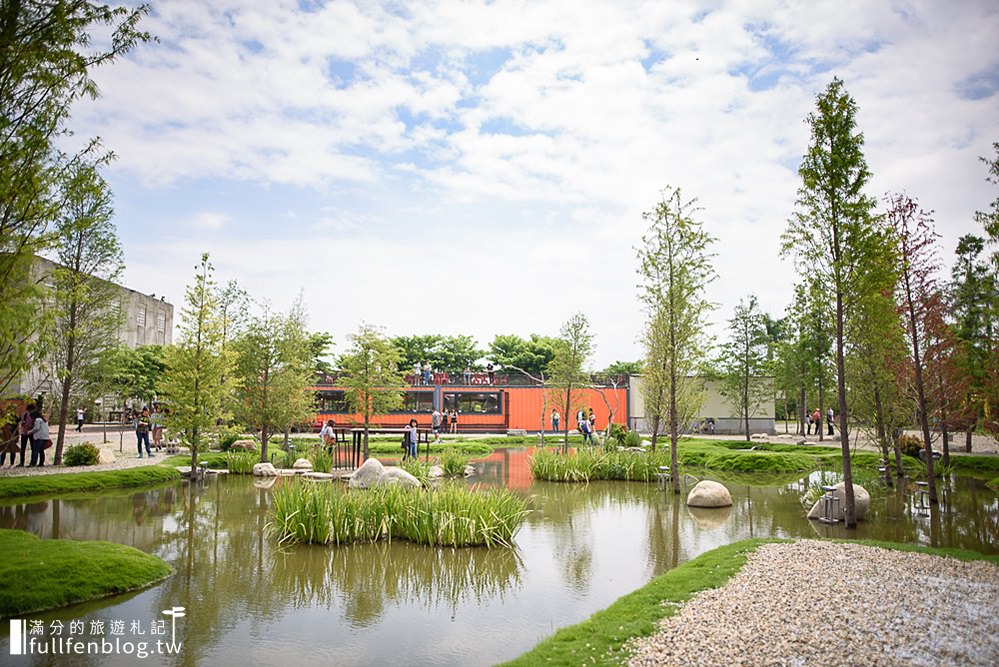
[1,448,996,666]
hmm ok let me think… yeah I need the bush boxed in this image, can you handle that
[63,443,100,467]
[218,428,242,451]
[897,435,923,458]
[623,431,642,447]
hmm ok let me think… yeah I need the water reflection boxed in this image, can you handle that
[0,452,995,666]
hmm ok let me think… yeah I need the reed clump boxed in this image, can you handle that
[225,451,258,474]
[269,481,529,548]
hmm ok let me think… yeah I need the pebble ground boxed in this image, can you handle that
[630,540,999,666]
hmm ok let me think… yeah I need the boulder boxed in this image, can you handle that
[277,468,297,476]
[302,472,334,481]
[97,446,116,465]
[252,462,278,477]
[292,458,313,470]
[428,465,444,478]
[687,504,733,529]
[464,464,478,477]
[750,433,769,442]
[807,482,870,521]
[229,439,258,452]
[376,466,421,488]
[686,480,733,508]
[796,438,808,446]
[348,458,385,489]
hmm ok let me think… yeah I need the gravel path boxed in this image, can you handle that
[630,540,999,667]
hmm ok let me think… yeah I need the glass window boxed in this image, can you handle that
[394,391,435,413]
[315,390,350,414]
[442,392,502,414]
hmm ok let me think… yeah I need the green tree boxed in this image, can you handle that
[339,324,405,458]
[232,305,314,463]
[0,1,150,396]
[489,334,558,378]
[309,331,335,378]
[159,254,232,469]
[717,295,769,441]
[950,234,996,451]
[547,313,593,452]
[46,160,123,463]
[637,187,715,491]
[104,344,165,408]
[390,334,483,376]
[601,360,642,376]
[780,78,883,527]
[976,142,999,267]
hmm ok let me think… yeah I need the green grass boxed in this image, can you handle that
[0,529,172,617]
[988,476,999,492]
[950,454,999,473]
[367,440,494,457]
[500,537,999,666]
[269,481,529,548]
[0,466,181,500]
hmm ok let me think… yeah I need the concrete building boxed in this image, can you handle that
[9,256,174,398]
[628,375,775,435]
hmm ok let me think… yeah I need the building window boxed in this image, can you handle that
[315,390,350,414]
[391,391,435,413]
[137,306,146,327]
[442,392,502,414]
[156,313,165,332]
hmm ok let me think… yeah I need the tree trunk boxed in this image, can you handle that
[799,385,806,436]
[817,374,824,442]
[903,275,937,504]
[941,427,950,468]
[835,289,857,528]
[872,383,893,488]
[965,424,973,453]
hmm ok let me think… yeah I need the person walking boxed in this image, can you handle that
[75,406,85,432]
[136,408,154,458]
[551,409,560,433]
[580,417,593,445]
[27,409,50,467]
[431,408,443,443]
[449,409,458,434]
[319,419,336,455]
[826,407,834,436]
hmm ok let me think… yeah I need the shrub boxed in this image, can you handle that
[218,428,242,451]
[623,431,642,447]
[897,435,923,458]
[63,443,100,467]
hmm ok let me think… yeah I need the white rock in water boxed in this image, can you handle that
[428,465,444,478]
[292,458,313,470]
[807,482,870,521]
[302,472,334,481]
[252,462,278,477]
[348,458,385,489]
[686,480,733,508]
[464,464,477,477]
[377,467,421,488]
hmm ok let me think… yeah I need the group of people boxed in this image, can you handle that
[431,408,458,441]
[806,407,835,436]
[0,404,51,467]
[413,362,497,386]
[547,408,598,443]
[134,405,165,457]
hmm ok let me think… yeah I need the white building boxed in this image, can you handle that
[628,375,775,435]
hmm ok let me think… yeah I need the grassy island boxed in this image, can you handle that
[0,466,181,501]
[0,529,171,617]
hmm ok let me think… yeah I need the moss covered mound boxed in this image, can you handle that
[0,529,171,617]
[0,466,181,500]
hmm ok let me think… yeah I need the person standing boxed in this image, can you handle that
[16,406,32,467]
[826,407,834,436]
[463,365,472,384]
[486,363,495,385]
[431,408,442,443]
[449,409,458,434]
[580,417,593,445]
[136,408,153,458]
[811,408,821,437]
[150,405,164,450]
[422,362,432,386]
[75,406,85,432]
[588,408,596,433]
[403,418,419,460]
[1,411,19,466]
[551,409,560,433]
[28,409,49,467]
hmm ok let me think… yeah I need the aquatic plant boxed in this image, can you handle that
[269,481,529,548]
[225,451,258,474]
[437,448,471,476]
[399,458,431,485]
[310,447,332,474]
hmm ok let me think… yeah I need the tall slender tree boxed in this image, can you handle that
[637,187,715,492]
[718,295,770,440]
[547,313,593,453]
[781,78,883,527]
[339,324,405,458]
[47,161,123,463]
[159,254,232,470]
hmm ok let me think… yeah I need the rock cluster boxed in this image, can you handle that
[348,458,420,489]
[630,540,999,666]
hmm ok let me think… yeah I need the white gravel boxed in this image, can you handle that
[629,540,999,667]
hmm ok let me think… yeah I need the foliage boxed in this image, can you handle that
[437,448,471,476]
[391,334,484,375]
[217,427,244,451]
[976,142,999,268]
[339,324,406,458]
[0,529,171,617]
[308,330,336,377]
[601,360,642,376]
[0,466,180,500]
[637,186,715,494]
[232,302,315,463]
[159,254,233,469]
[0,1,151,396]
[269,481,529,548]
[548,313,594,452]
[488,334,559,378]
[62,442,101,466]
[780,77,884,527]
[717,295,771,440]
[98,344,166,408]
[310,446,332,473]
[225,451,258,474]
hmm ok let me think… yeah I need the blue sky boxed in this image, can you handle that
[70,0,999,367]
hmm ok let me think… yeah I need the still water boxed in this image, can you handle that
[1,448,996,666]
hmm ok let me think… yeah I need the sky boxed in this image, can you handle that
[68,0,999,369]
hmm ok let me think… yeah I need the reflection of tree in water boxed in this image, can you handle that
[268,539,524,627]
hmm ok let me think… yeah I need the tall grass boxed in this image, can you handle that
[269,481,529,548]
[310,447,332,473]
[438,449,471,476]
[530,448,671,482]
[399,458,431,485]
[226,451,258,474]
